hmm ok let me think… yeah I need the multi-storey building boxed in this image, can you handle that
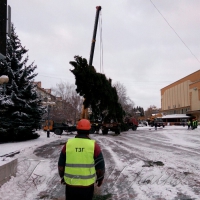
[161,70,200,120]
[34,81,56,102]
[34,81,78,123]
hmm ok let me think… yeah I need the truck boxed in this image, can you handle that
[101,120,121,135]
[149,118,165,128]
[43,120,76,135]
[90,120,102,134]
[100,117,139,135]
[123,117,139,131]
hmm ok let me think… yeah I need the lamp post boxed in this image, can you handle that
[0,76,9,118]
[42,98,56,138]
[47,104,50,138]
[0,75,9,95]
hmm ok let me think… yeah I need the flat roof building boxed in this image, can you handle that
[161,70,200,120]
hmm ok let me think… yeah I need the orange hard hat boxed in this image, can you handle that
[76,119,91,130]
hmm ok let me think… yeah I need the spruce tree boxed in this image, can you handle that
[0,25,45,141]
[70,56,125,123]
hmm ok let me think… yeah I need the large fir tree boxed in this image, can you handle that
[0,25,45,141]
[70,56,125,123]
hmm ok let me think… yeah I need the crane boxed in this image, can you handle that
[81,6,102,119]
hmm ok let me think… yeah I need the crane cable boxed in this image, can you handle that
[99,11,104,74]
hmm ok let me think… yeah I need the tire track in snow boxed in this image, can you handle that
[89,132,200,199]
[122,131,200,158]
[94,136,140,200]
[94,133,200,200]
[108,133,200,174]
[93,132,200,173]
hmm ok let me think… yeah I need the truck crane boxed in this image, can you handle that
[83,6,123,134]
[70,7,138,134]
[81,6,101,120]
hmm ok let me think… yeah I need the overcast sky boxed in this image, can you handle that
[7,0,200,110]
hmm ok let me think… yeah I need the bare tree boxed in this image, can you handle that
[145,105,161,119]
[69,89,83,123]
[51,82,83,123]
[52,82,70,101]
[113,81,135,116]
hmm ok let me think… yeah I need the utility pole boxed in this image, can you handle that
[47,105,50,137]
[0,0,7,58]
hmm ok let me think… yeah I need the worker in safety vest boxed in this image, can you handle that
[187,120,191,129]
[192,118,197,130]
[195,119,198,128]
[58,119,105,200]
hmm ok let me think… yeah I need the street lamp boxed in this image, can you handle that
[0,75,9,95]
[42,98,56,138]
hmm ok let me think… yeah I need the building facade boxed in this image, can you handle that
[34,81,79,124]
[34,81,57,102]
[161,70,200,120]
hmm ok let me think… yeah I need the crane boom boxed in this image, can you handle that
[81,6,102,120]
[89,6,101,66]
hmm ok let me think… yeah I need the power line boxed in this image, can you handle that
[36,74,74,82]
[37,73,173,84]
[150,0,200,65]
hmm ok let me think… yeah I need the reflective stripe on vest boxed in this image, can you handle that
[64,138,95,186]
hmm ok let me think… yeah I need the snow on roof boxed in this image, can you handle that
[162,114,190,119]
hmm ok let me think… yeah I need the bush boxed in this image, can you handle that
[0,129,40,143]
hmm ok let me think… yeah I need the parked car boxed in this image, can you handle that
[150,118,165,128]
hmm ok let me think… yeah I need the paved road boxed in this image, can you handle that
[33,139,66,200]
[32,126,200,200]
[92,126,200,200]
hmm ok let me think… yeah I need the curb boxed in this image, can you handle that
[0,158,18,187]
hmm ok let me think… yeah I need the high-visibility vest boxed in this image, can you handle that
[64,138,96,186]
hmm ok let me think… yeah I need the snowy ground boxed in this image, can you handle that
[0,125,200,200]
[0,132,63,166]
